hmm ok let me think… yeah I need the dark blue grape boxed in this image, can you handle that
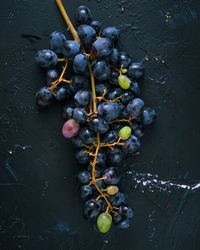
[92,38,113,57]
[62,40,81,60]
[119,206,134,219]
[127,98,144,117]
[75,149,90,164]
[35,49,57,69]
[121,91,135,104]
[75,6,92,25]
[109,70,119,86]
[103,130,118,144]
[77,25,96,49]
[96,149,107,167]
[122,135,140,154]
[128,62,145,80]
[73,54,88,74]
[71,135,83,148]
[98,102,121,121]
[117,218,130,229]
[89,117,109,134]
[142,107,157,125]
[74,89,92,106]
[113,214,123,224]
[95,83,110,96]
[80,185,93,200]
[103,167,120,185]
[50,31,66,53]
[110,192,127,207]
[46,69,58,86]
[102,27,120,42]
[107,147,124,164]
[108,88,123,100]
[70,75,90,93]
[120,107,129,119]
[109,48,120,66]
[77,170,91,184]
[63,105,74,119]
[90,20,101,34]
[129,80,140,95]
[84,199,101,221]
[133,126,144,138]
[79,127,95,144]
[55,86,71,101]
[35,87,53,107]
[119,51,131,68]
[91,60,110,81]
[73,108,87,123]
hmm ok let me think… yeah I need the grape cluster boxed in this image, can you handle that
[35,1,156,233]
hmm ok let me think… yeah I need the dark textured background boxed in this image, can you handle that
[0,0,200,249]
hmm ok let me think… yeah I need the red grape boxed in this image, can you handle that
[62,119,80,138]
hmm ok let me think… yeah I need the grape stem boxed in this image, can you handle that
[56,0,116,214]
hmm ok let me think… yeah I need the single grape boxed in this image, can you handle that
[128,62,145,80]
[127,98,144,117]
[119,206,134,219]
[107,147,124,164]
[71,135,83,148]
[91,60,110,81]
[77,171,91,184]
[62,119,80,138]
[75,6,92,25]
[129,80,140,95]
[35,49,57,69]
[70,75,90,93]
[119,126,132,140]
[62,105,74,120]
[95,83,110,96]
[50,31,66,53]
[119,51,131,68]
[79,127,95,144]
[73,54,88,74]
[46,69,58,86]
[110,192,127,207]
[117,218,130,229]
[90,20,101,34]
[80,185,93,200]
[118,75,130,89]
[73,108,87,124]
[109,48,120,66]
[75,149,90,164]
[122,135,140,154]
[62,40,81,60]
[113,214,123,224]
[108,88,123,100]
[103,167,120,185]
[103,130,118,144]
[98,102,121,121]
[102,26,120,43]
[96,149,107,167]
[89,117,109,134]
[55,86,71,101]
[35,87,53,107]
[92,38,113,57]
[84,199,101,221]
[121,91,135,104]
[77,25,96,49]
[97,212,112,233]
[74,89,92,106]
[109,70,119,86]
[106,185,119,195]
[142,107,157,125]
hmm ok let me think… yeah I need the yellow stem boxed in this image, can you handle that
[88,63,97,113]
[56,0,80,43]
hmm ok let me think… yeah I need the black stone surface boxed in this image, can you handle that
[0,0,200,249]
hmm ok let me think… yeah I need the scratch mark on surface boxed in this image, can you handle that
[5,160,19,181]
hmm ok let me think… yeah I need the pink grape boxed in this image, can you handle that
[62,119,80,138]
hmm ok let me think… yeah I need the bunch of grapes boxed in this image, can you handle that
[35,0,156,233]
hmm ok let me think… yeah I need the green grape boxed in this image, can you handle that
[122,69,127,74]
[97,212,112,233]
[119,126,132,140]
[118,75,130,89]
